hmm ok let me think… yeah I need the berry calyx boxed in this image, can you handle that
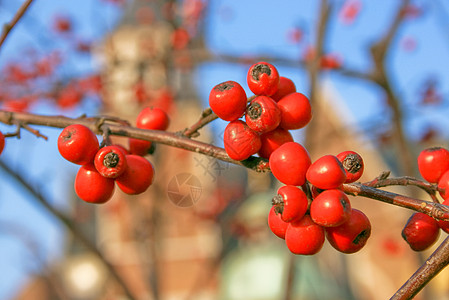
[94,145,128,178]
[285,215,325,255]
[223,120,261,161]
[58,124,99,165]
[272,185,308,223]
[269,142,311,186]
[75,164,115,204]
[306,155,347,190]
[209,81,247,121]
[337,150,364,183]
[245,96,281,133]
[247,62,280,96]
[402,212,440,251]
[310,189,352,227]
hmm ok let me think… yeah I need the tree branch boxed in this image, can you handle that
[0,0,35,51]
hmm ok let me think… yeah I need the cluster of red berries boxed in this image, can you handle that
[57,107,169,204]
[209,61,311,160]
[209,62,371,255]
[401,147,449,251]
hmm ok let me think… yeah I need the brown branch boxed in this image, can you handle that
[390,235,449,300]
[0,159,137,300]
[182,108,218,138]
[0,0,35,51]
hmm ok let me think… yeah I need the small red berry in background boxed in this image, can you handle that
[306,155,347,190]
[136,107,170,131]
[245,96,281,133]
[310,189,352,227]
[417,147,449,183]
[58,124,99,165]
[209,81,247,121]
[75,164,115,204]
[437,199,449,234]
[0,131,5,156]
[271,76,296,102]
[247,62,280,96]
[94,145,128,178]
[277,92,312,130]
[438,170,449,200]
[325,209,371,254]
[401,212,440,251]
[223,120,261,161]
[269,142,311,186]
[116,155,155,195]
[285,215,325,255]
[337,150,364,183]
[128,138,153,156]
[272,185,308,223]
[258,127,293,159]
[268,206,289,239]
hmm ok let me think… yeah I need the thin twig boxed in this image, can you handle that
[182,108,218,138]
[0,0,35,51]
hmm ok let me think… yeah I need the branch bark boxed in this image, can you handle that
[0,0,35,51]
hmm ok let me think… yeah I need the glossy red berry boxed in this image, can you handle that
[75,164,115,204]
[258,127,293,159]
[209,81,247,121]
[417,147,449,183]
[277,92,312,130]
[94,145,128,178]
[271,76,296,102]
[437,199,449,234]
[58,124,99,165]
[223,120,261,161]
[438,170,449,200]
[285,215,325,255]
[268,206,289,239]
[269,142,311,186]
[0,131,5,156]
[272,185,308,223]
[337,151,364,183]
[116,155,155,195]
[247,62,280,96]
[245,96,281,133]
[310,189,351,227]
[128,138,152,156]
[401,212,440,251]
[306,155,347,190]
[136,107,170,130]
[325,209,371,254]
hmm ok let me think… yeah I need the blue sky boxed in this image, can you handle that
[1,0,449,298]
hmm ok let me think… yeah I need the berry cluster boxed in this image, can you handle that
[209,61,311,160]
[209,62,370,255]
[57,107,169,204]
[400,147,449,251]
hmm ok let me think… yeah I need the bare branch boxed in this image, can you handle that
[0,0,35,51]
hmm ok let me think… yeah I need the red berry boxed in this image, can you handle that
[285,215,325,255]
[94,145,128,178]
[325,209,371,254]
[401,212,440,251]
[268,206,289,239]
[136,107,170,130]
[258,127,293,159]
[438,170,449,200]
[116,155,155,195]
[271,76,296,102]
[417,147,449,183]
[245,96,281,133]
[437,199,449,234]
[247,62,280,96]
[269,142,311,186]
[277,92,312,130]
[0,131,4,156]
[128,138,152,156]
[336,151,364,183]
[310,189,351,227]
[223,120,261,161]
[75,164,115,204]
[58,124,99,165]
[306,155,347,190]
[272,185,308,223]
[209,81,247,121]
